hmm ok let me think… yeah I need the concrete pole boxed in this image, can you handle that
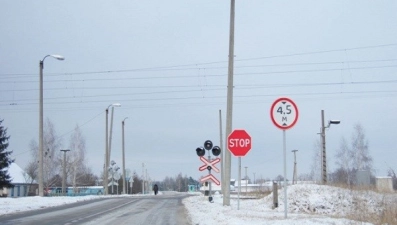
[39,60,44,197]
[146,168,148,193]
[292,150,298,184]
[321,110,327,184]
[109,107,115,162]
[61,149,70,195]
[122,118,128,194]
[142,163,145,194]
[273,181,278,208]
[224,0,235,206]
[110,169,114,195]
[38,54,64,197]
[219,110,224,196]
[104,108,109,195]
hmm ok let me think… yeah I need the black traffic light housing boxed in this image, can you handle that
[196,147,205,157]
[212,146,221,156]
[204,140,213,150]
[196,140,221,157]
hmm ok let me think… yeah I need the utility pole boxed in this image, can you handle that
[320,110,340,184]
[109,107,115,163]
[146,168,148,193]
[219,110,224,197]
[142,163,145,194]
[122,117,128,194]
[104,103,121,195]
[224,0,235,206]
[38,54,64,197]
[105,108,109,195]
[292,150,298,184]
[39,60,44,197]
[60,149,70,195]
[321,110,326,184]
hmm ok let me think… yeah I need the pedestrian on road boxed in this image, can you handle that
[153,184,158,195]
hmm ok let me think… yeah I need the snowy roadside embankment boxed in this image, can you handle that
[183,184,397,225]
[0,195,104,216]
[265,184,397,221]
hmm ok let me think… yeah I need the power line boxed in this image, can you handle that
[2,78,396,96]
[1,43,396,77]
[234,43,397,62]
[2,64,397,84]
[2,89,396,109]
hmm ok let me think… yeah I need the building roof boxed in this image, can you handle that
[7,163,34,184]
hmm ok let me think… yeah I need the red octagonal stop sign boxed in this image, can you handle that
[227,129,252,157]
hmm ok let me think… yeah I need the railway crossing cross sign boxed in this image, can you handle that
[198,157,221,173]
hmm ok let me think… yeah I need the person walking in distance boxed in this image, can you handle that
[153,184,158,195]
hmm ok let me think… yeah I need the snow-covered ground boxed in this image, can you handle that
[1,184,396,225]
[184,184,397,225]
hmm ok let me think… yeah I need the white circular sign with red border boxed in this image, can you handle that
[270,97,299,130]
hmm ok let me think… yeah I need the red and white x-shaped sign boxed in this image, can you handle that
[198,157,220,173]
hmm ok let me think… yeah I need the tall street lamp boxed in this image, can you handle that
[60,149,70,195]
[39,54,64,197]
[320,110,340,184]
[104,103,121,195]
[122,117,128,194]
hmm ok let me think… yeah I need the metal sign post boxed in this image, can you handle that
[270,97,299,219]
[238,156,241,210]
[227,129,252,210]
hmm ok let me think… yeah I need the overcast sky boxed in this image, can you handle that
[1,1,396,183]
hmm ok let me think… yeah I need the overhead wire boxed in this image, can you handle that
[1,42,397,77]
[1,79,397,104]
[1,43,396,111]
[1,64,397,84]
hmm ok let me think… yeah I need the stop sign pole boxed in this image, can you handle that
[270,97,299,219]
[227,129,251,210]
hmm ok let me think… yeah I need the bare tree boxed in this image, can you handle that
[75,166,97,186]
[334,137,352,184]
[309,140,322,182]
[387,168,397,190]
[23,160,38,195]
[350,123,372,171]
[131,172,142,194]
[43,118,62,189]
[333,123,373,185]
[28,118,62,191]
[68,124,86,190]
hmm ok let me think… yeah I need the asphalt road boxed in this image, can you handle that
[0,192,191,225]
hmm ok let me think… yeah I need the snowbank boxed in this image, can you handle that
[184,184,397,225]
[264,184,388,216]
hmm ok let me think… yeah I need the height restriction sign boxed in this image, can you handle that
[270,97,299,130]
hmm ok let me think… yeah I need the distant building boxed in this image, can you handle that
[376,177,393,192]
[0,163,36,197]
